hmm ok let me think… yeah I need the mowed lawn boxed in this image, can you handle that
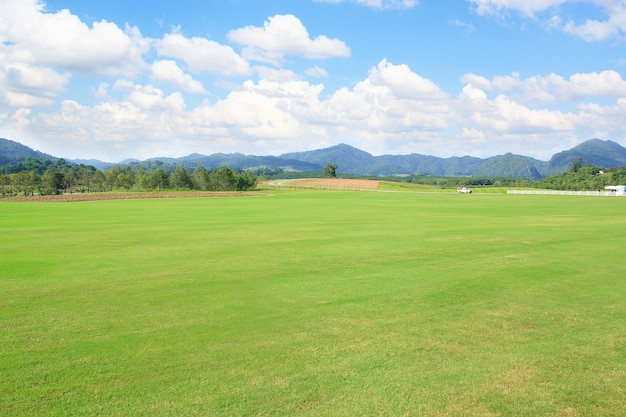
[1,191,625,416]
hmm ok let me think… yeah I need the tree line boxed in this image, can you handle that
[0,159,257,197]
[2,155,626,198]
[536,160,626,191]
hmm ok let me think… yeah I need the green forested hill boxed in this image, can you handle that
[276,140,626,178]
[0,138,56,163]
[548,139,626,172]
[477,153,546,179]
[280,143,376,172]
[3,137,626,179]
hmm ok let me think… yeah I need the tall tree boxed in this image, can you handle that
[64,169,76,193]
[169,166,193,189]
[568,157,583,173]
[209,166,237,190]
[191,166,211,190]
[134,168,151,190]
[150,168,169,190]
[104,166,122,191]
[91,170,106,192]
[78,167,93,192]
[236,170,258,191]
[41,171,64,195]
[0,173,10,197]
[116,168,136,190]
[324,163,337,178]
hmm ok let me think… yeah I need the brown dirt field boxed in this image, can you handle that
[296,178,380,189]
[0,191,258,203]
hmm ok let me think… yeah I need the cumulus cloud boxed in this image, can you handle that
[0,0,148,76]
[314,60,452,139]
[254,66,303,82]
[368,59,449,100]
[9,108,32,132]
[462,70,626,102]
[1,63,70,107]
[155,32,252,76]
[150,60,208,94]
[4,31,625,161]
[562,9,626,40]
[14,61,624,159]
[227,14,350,66]
[0,0,149,113]
[468,0,626,41]
[30,90,190,159]
[113,79,136,92]
[479,94,575,133]
[127,85,185,112]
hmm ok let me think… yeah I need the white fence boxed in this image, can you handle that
[507,190,619,196]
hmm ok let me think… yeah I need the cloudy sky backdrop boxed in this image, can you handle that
[1,0,625,161]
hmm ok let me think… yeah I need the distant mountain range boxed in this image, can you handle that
[2,137,626,179]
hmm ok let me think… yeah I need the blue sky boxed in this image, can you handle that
[1,0,625,162]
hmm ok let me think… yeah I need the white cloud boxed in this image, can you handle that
[5,64,69,97]
[568,70,626,96]
[155,32,252,76]
[487,95,575,133]
[450,69,626,157]
[305,66,329,78]
[468,0,565,16]
[369,59,449,100]
[320,60,453,137]
[0,0,148,76]
[151,60,208,94]
[127,85,185,112]
[578,98,626,126]
[31,94,190,159]
[452,78,626,157]
[459,127,487,145]
[94,82,109,100]
[6,54,626,161]
[468,0,626,41]
[314,0,418,9]
[5,91,52,108]
[113,79,136,92]
[563,9,626,40]
[254,66,303,82]
[11,108,32,130]
[1,63,70,106]
[227,15,350,66]
[462,70,626,102]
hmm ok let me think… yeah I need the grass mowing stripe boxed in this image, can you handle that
[1,192,625,416]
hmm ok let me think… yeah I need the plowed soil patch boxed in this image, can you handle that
[297,178,380,189]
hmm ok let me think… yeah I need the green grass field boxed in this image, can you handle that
[1,190,625,416]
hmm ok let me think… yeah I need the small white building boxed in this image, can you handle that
[604,185,626,196]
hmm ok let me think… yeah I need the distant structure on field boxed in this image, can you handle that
[604,185,626,196]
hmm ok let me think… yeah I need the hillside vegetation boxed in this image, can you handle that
[3,137,626,180]
[0,162,257,197]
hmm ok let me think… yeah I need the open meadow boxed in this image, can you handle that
[1,189,625,416]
